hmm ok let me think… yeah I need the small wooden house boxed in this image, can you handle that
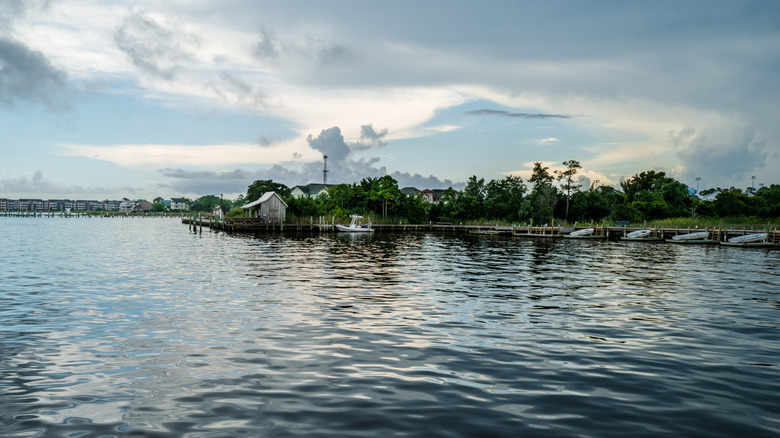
[241,191,287,222]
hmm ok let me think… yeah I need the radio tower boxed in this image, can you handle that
[323,155,329,184]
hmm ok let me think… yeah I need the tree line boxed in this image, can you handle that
[186,161,779,223]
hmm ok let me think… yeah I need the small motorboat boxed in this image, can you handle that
[568,228,594,237]
[720,233,777,247]
[626,229,651,239]
[671,231,709,241]
[336,215,373,232]
[668,231,716,244]
[622,229,661,242]
[727,233,767,244]
[565,228,603,239]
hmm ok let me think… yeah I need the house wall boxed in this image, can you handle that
[254,194,287,222]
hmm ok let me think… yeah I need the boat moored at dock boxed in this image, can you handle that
[621,229,662,242]
[721,233,778,248]
[336,215,373,232]
[667,231,718,244]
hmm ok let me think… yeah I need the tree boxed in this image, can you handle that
[620,170,691,220]
[456,175,486,220]
[528,162,558,224]
[484,175,526,220]
[554,160,581,221]
[246,180,291,203]
[529,162,553,191]
[190,195,224,212]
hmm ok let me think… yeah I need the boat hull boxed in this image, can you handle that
[666,239,718,245]
[564,234,604,239]
[727,233,768,244]
[335,225,373,232]
[720,241,778,248]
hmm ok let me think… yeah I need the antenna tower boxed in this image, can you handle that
[323,155,329,184]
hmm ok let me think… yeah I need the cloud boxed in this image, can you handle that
[114,9,198,80]
[0,170,133,197]
[159,124,457,195]
[673,123,769,185]
[465,109,570,119]
[0,37,68,108]
[252,26,359,69]
[58,142,308,167]
[306,127,352,161]
[351,124,389,152]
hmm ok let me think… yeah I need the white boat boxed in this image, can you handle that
[727,233,767,244]
[626,229,651,239]
[336,215,373,232]
[671,231,709,241]
[567,228,594,237]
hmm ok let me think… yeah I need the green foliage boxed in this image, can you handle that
[484,175,526,221]
[237,171,778,225]
[190,195,221,212]
[246,180,291,203]
[555,159,581,220]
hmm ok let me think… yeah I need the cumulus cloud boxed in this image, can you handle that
[160,124,457,195]
[465,109,570,119]
[673,123,769,186]
[0,38,68,108]
[351,124,389,152]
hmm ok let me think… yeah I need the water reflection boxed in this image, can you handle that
[1,218,779,437]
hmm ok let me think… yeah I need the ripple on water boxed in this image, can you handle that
[0,219,778,437]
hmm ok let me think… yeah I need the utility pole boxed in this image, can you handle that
[323,155,329,184]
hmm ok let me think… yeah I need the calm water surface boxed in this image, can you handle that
[1,217,778,437]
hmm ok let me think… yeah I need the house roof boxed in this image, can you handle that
[293,183,335,194]
[242,191,289,209]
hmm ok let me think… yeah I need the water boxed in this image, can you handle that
[1,217,778,437]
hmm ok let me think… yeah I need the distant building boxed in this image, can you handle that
[103,200,121,211]
[170,198,189,211]
[242,191,287,222]
[212,205,227,219]
[133,201,153,212]
[421,189,446,204]
[400,187,421,197]
[291,183,335,199]
[119,198,136,212]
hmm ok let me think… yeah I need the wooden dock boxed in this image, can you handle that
[181,217,779,247]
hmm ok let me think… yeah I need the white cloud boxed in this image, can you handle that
[57,141,313,167]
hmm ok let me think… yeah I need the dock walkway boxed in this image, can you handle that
[181,217,779,246]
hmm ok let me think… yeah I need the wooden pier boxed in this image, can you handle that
[181,216,779,247]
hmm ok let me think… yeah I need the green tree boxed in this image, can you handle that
[554,160,581,221]
[484,175,526,220]
[527,162,558,224]
[190,195,222,212]
[620,170,691,220]
[754,184,780,217]
[714,189,751,217]
[456,175,486,220]
[529,162,553,191]
[246,180,291,203]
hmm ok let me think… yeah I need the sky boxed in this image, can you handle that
[1,0,778,201]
